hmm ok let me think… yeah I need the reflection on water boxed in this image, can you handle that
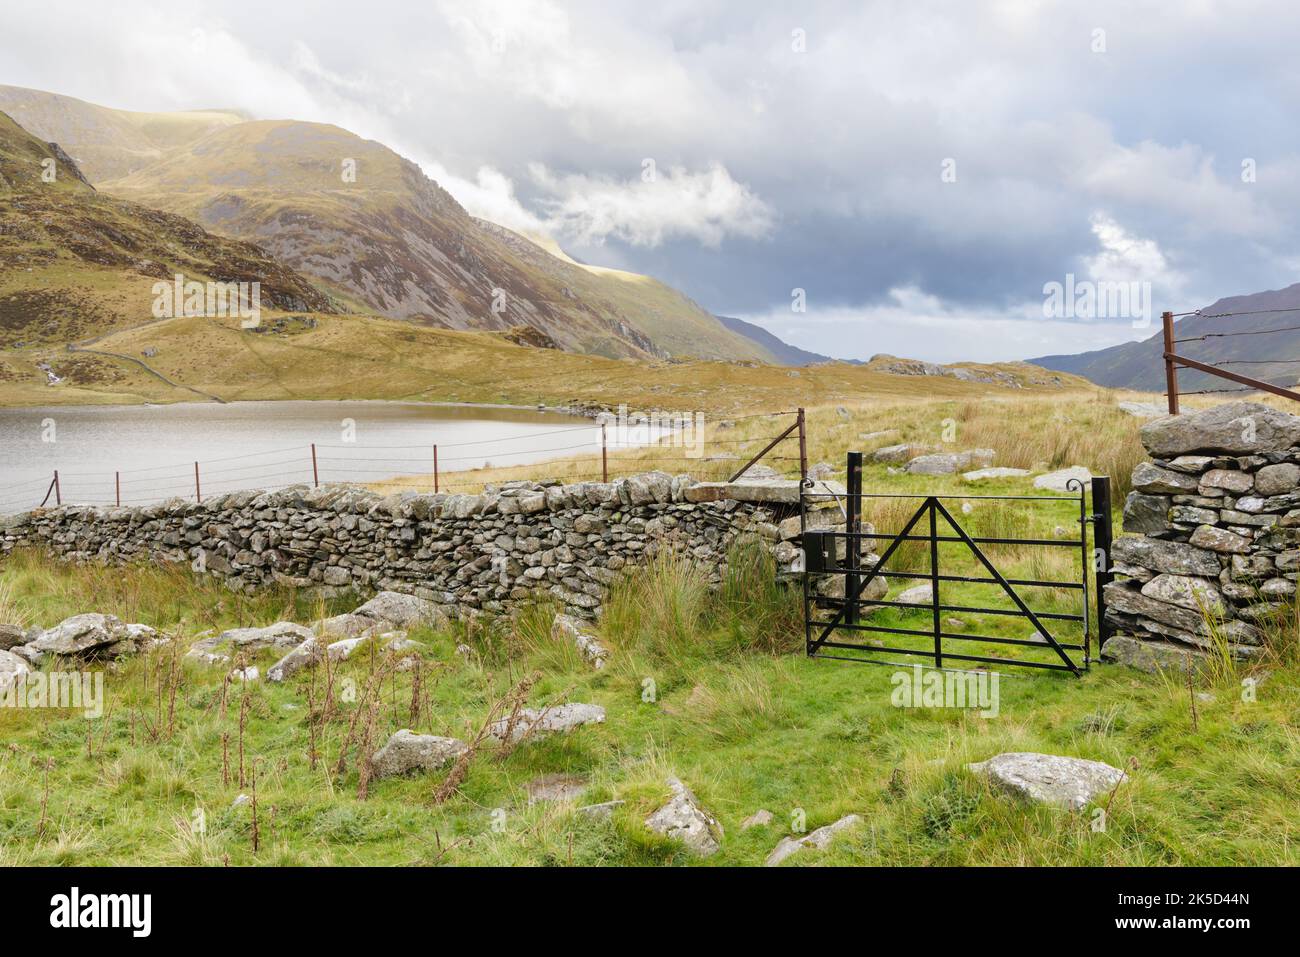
[0,401,664,511]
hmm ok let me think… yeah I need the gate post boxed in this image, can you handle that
[1162,311,1180,415]
[928,499,942,668]
[1091,476,1114,654]
[845,451,862,627]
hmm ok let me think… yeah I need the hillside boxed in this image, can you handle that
[716,315,850,366]
[0,109,333,362]
[1031,283,1300,392]
[0,85,773,363]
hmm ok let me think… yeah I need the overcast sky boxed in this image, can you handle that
[4,0,1299,362]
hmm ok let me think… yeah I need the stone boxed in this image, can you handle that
[1254,463,1300,496]
[740,809,774,830]
[893,583,932,605]
[1110,536,1220,577]
[1118,401,1166,418]
[1131,462,1199,495]
[1122,493,1169,535]
[576,800,624,819]
[1189,524,1252,554]
[326,636,369,661]
[229,665,259,683]
[1140,574,1226,615]
[552,614,610,669]
[317,613,380,640]
[1198,468,1254,495]
[370,730,468,778]
[1140,402,1300,456]
[0,623,26,651]
[644,777,723,856]
[31,613,123,656]
[205,621,314,654]
[353,591,445,628]
[267,637,324,682]
[0,648,30,695]
[525,773,588,805]
[487,702,605,744]
[1165,455,1218,473]
[807,462,836,481]
[764,813,862,866]
[871,443,932,464]
[1101,634,1208,674]
[962,467,1030,482]
[1104,581,1206,633]
[966,752,1126,810]
[1032,466,1092,492]
[904,449,995,475]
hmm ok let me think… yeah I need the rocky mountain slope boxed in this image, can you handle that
[716,315,851,366]
[0,109,333,356]
[0,85,772,362]
[1030,284,1300,393]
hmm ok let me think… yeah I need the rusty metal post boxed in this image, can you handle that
[54,470,61,506]
[311,443,319,488]
[194,461,202,503]
[433,444,439,493]
[115,471,120,507]
[797,408,808,483]
[601,423,608,483]
[1162,311,1180,415]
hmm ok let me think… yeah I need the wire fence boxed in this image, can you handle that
[1161,308,1300,410]
[0,411,807,513]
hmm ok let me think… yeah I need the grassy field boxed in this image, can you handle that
[0,543,1295,867]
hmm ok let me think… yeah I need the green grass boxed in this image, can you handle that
[1,544,1296,867]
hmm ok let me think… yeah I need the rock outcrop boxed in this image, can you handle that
[967,752,1126,810]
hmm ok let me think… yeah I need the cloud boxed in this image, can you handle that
[528,162,775,247]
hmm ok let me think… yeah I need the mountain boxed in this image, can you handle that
[1030,283,1300,393]
[716,315,856,366]
[0,109,333,354]
[0,85,773,363]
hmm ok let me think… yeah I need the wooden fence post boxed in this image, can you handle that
[115,471,120,507]
[601,423,608,483]
[194,462,202,503]
[1163,311,1180,415]
[433,445,439,493]
[311,443,319,488]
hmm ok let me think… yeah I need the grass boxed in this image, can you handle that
[1,543,1296,867]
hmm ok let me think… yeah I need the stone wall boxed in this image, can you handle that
[1,471,841,621]
[1104,401,1300,671]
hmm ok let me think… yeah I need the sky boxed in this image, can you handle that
[4,0,1299,363]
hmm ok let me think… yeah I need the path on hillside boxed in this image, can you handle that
[65,316,227,404]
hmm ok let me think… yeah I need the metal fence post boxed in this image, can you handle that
[311,443,319,488]
[194,462,202,503]
[54,470,61,506]
[115,471,120,507]
[433,444,439,493]
[797,408,808,484]
[1091,475,1114,655]
[845,450,862,628]
[601,423,608,483]
[929,499,942,668]
[1162,311,1180,415]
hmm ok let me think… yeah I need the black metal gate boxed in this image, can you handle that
[802,451,1112,676]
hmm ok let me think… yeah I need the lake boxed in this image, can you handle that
[0,401,667,512]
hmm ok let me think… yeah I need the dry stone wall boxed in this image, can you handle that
[1105,402,1300,671]
[1,471,844,621]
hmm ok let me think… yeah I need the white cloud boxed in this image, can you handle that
[528,162,775,247]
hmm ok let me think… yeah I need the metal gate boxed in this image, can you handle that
[802,451,1113,676]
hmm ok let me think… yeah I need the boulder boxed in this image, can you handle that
[326,636,369,661]
[353,591,445,628]
[644,777,723,856]
[0,623,26,651]
[764,813,862,866]
[202,621,314,655]
[267,637,324,682]
[1254,463,1300,496]
[1140,402,1300,456]
[317,613,381,640]
[487,702,605,744]
[904,449,995,475]
[30,613,122,656]
[370,729,468,778]
[0,648,30,695]
[966,752,1126,810]
[1032,466,1092,492]
[871,443,933,464]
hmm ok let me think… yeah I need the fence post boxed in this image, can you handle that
[115,471,120,507]
[1162,311,1180,415]
[311,443,319,488]
[194,462,202,503]
[929,500,941,668]
[601,423,608,483]
[797,408,808,484]
[433,445,439,493]
[1091,475,1114,657]
[54,470,61,506]
[845,451,862,628]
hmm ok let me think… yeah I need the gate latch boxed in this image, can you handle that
[802,530,842,574]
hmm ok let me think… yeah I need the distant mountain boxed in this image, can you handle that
[1031,284,1300,392]
[0,85,774,363]
[716,315,859,366]
[0,109,333,353]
